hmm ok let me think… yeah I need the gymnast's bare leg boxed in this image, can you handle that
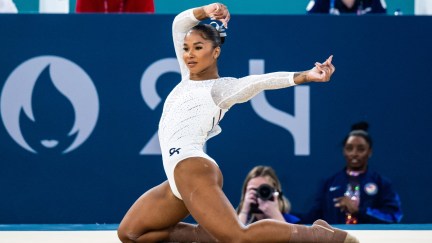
[118,157,358,242]
[117,180,216,242]
[173,157,358,243]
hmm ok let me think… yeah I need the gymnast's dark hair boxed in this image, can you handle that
[190,23,226,48]
[342,121,373,148]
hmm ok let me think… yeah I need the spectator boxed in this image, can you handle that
[298,122,403,224]
[306,0,386,15]
[237,165,300,225]
[76,0,154,13]
[0,0,17,13]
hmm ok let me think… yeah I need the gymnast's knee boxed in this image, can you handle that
[117,225,143,243]
[117,228,135,243]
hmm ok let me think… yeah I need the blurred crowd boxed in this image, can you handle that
[2,0,432,15]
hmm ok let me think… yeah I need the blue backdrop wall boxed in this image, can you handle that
[0,14,431,224]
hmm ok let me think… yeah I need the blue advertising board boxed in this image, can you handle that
[0,14,431,223]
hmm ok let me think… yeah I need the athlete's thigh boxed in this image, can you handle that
[174,157,244,241]
[118,181,189,239]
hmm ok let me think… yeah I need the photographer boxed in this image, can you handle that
[237,166,300,225]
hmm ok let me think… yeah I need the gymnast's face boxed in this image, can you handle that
[343,135,372,171]
[183,30,220,76]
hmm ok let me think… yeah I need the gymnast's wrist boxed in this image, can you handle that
[293,71,309,84]
[193,7,208,20]
[202,4,214,18]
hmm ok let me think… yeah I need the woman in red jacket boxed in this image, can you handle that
[76,0,154,13]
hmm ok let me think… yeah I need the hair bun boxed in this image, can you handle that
[351,121,369,132]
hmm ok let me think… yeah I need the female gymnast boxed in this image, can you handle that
[118,2,358,242]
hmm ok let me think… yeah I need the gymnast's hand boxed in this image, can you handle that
[307,55,335,82]
[203,3,231,28]
[293,55,335,84]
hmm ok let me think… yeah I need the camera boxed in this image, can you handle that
[249,184,278,214]
[255,184,277,201]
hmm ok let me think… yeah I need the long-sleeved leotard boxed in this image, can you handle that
[160,9,297,199]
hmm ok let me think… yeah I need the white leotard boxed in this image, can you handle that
[160,9,297,199]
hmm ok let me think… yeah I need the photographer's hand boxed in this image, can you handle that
[238,186,258,224]
[257,195,285,222]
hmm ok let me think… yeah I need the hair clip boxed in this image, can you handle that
[210,21,227,37]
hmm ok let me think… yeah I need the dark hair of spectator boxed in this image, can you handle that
[342,121,373,148]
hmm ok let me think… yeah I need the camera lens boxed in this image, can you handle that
[256,184,275,201]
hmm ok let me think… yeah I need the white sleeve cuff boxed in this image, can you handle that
[188,8,200,22]
[288,72,296,86]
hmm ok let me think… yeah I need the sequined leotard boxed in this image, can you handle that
[160,9,297,199]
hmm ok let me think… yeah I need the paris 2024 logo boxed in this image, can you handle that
[1,56,99,154]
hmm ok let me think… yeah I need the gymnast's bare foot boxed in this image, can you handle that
[312,219,360,243]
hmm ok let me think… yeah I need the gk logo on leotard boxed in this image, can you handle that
[169,148,181,156]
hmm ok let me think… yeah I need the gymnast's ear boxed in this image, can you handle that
[213,46,221,59]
